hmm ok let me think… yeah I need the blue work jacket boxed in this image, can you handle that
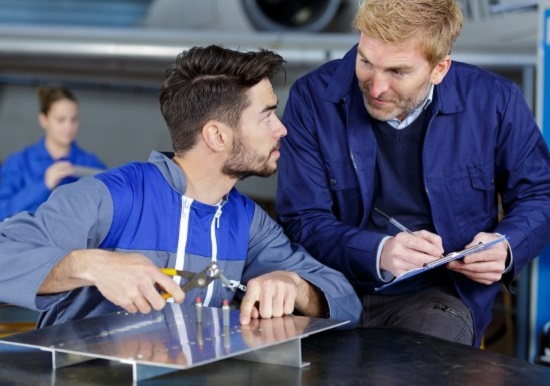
[0,137,106,221]
[276,45,550,346]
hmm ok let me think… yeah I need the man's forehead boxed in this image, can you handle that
[358,33,428,68]
[248,79,278,107]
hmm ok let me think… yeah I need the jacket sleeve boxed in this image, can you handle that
[492,85,550,280]
[0,154,51,220]
[276,82,383,285]
[243,203,362,328]
[0,177,113,310]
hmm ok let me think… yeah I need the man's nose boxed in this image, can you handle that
[368,72,390,97]
[274,115,287,138]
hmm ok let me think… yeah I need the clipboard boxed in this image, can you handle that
[71,166,105,178]
[374,235,508,292]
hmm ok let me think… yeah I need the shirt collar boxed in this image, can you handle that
[385,84,434,130]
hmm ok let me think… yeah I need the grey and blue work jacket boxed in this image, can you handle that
[0,151,362,328]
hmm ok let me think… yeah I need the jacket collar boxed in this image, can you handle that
[432,62,464,115]
[323,44,359,103]
[147,150,231,206]
[147,150,187,194]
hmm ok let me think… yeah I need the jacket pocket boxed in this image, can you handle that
[326,160,363,226]
[445,166,496,238]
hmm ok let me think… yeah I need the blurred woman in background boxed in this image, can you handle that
[0,86,106,221]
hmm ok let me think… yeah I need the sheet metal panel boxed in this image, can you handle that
[0,303,347,381]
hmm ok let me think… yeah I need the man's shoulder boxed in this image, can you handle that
[96,161,151,180]
[439,60,520,107]
[292,45,357,97]
[449,61,517,89]
[227,187,256,210]
[293,58,340,88]
[94,161,160,195]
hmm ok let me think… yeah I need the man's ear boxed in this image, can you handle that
[202,120,229,152]
[431,55,451,85]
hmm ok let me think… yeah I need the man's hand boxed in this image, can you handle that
[239,270,327,325]
[39,249,185,314]
[380,230,444,277]
[447,232,508,285]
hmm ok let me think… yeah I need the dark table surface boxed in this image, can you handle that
[1,326,549,385]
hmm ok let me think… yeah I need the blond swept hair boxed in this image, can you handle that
[353,0,463,68]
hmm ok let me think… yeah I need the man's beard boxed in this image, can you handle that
[361,80,431,121]
[221,135,278,180]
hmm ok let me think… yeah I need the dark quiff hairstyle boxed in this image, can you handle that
[159,45,285,155]
[353,0,463,68]
[37,87,77,115]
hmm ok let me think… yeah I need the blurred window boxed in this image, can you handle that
[0,0,151,27]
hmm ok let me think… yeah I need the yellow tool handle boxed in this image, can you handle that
[161,268,179,276]
[160,268,178,299]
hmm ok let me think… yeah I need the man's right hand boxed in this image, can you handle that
[38,249,185,314]
[380,230,444,277]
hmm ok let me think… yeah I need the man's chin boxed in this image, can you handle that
[226,165,277,180]
[366,107,398,121]
[239,168,277,180]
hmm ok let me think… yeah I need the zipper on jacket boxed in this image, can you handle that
[172,196,193,295]
[343,97,368,228]
[421,108,441,236]
[204,204,223,306]
[210,205,222,261]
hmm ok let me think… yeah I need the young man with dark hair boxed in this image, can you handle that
[0,45,361,329]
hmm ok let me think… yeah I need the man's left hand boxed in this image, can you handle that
[239,271,300,325]
[447,232,509,285]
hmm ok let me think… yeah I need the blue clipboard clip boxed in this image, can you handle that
[374,235,508,292]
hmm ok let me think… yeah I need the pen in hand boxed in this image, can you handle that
[374,207,445,259]
[374,207,415,235]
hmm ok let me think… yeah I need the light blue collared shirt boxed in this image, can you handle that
[385,84,434,130]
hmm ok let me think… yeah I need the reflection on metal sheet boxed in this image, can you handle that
[0,303,347,381]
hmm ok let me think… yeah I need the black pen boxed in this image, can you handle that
[374,207,415,235]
